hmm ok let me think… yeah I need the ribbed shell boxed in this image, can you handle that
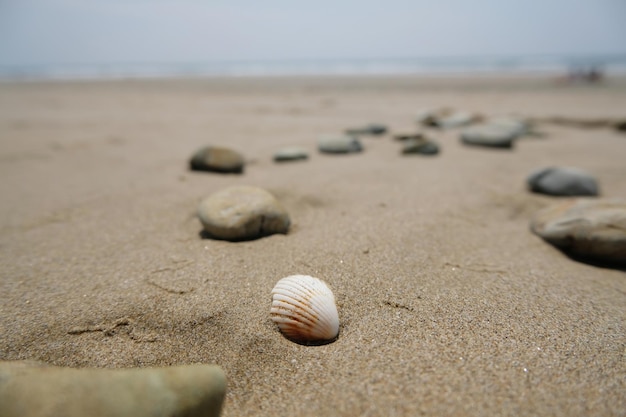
[270,275,339,344]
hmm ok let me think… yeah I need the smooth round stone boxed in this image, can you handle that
[198,185,290,241]
[530,198,626,264]
[460,124,518,148]
[345,123,387,136]
[527,167,599,196]
[273,147,309,162]
[189,146,244,173]
[434,111,477,129]
[0,361,226,417]
[401,138,440,155]
[318,136,363,154]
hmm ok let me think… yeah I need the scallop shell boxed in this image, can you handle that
[270,275,339,344]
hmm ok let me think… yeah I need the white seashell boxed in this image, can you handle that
[270,275,339,344]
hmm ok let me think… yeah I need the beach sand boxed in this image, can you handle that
[0,75,625,416]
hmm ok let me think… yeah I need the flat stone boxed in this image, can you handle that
[527,167,599,196]
[0,361,226,417]
[417,108,482,129]
[198,185,290,241]
[488,117,531,136]
[273,147,309,162]
[189,146,244,173]
[433,111,478,129]
[345,124,387,136]
[401,138,440,155]
[530,198,626,264]
[460,124,518,148]
[393,132,424,141]
[318,135,363,154]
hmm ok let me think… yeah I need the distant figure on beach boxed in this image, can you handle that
[586,66,603,82]
[559,65,604,85]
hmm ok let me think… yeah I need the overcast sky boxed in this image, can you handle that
[1,0,625,66]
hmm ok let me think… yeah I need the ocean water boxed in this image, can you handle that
[1,54,625,80]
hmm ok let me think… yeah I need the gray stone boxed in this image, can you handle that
[433,111,478,129]
[345,124,387,136]
[528,167,599,196]
[417,108,481,129]
[401,138,440,155]
[190,146,244,173]
[0,361,226,417]
[530,198,626,264]
[393,132,424,141]
[318,136,363,154]
[460,124,518,148]
[273,147,309,162]
[198,185,290,241]
[488,117,531,136]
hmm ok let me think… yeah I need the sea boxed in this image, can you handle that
[1,54,625,81]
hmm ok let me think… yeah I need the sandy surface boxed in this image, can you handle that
[0,75,625,416]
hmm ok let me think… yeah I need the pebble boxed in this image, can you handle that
[273,147,309,162]
[345,124,388,136]
[437,111,478,128]
[401,138,440,155]
[197,185,290,241]
[0,361,226,417]
[530,198,626,264]
[423,111,478,129]
[189,146,245,173]
[488,117,531,136]
[460,124,518,148]
[527,167,599,196]
[393,132,424,141]
[318,135,363,154]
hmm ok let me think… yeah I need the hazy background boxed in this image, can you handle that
[1,0,625,77]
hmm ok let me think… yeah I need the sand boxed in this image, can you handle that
[0,75,625,416]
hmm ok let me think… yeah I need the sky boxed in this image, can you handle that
[1,0,625,67]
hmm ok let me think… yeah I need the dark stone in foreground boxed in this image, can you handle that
[318,136,363,154]
[531,198,626,264]
[401,138,440,155]
[527,167,599,196]
[198,185,290,241]
[0,361,226,417]
[190,146,244,173]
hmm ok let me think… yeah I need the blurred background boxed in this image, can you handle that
[1,0,625,79]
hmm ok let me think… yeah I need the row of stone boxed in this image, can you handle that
[189,116,539,174]
[189,115,624,265]
[195,175,624,265]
